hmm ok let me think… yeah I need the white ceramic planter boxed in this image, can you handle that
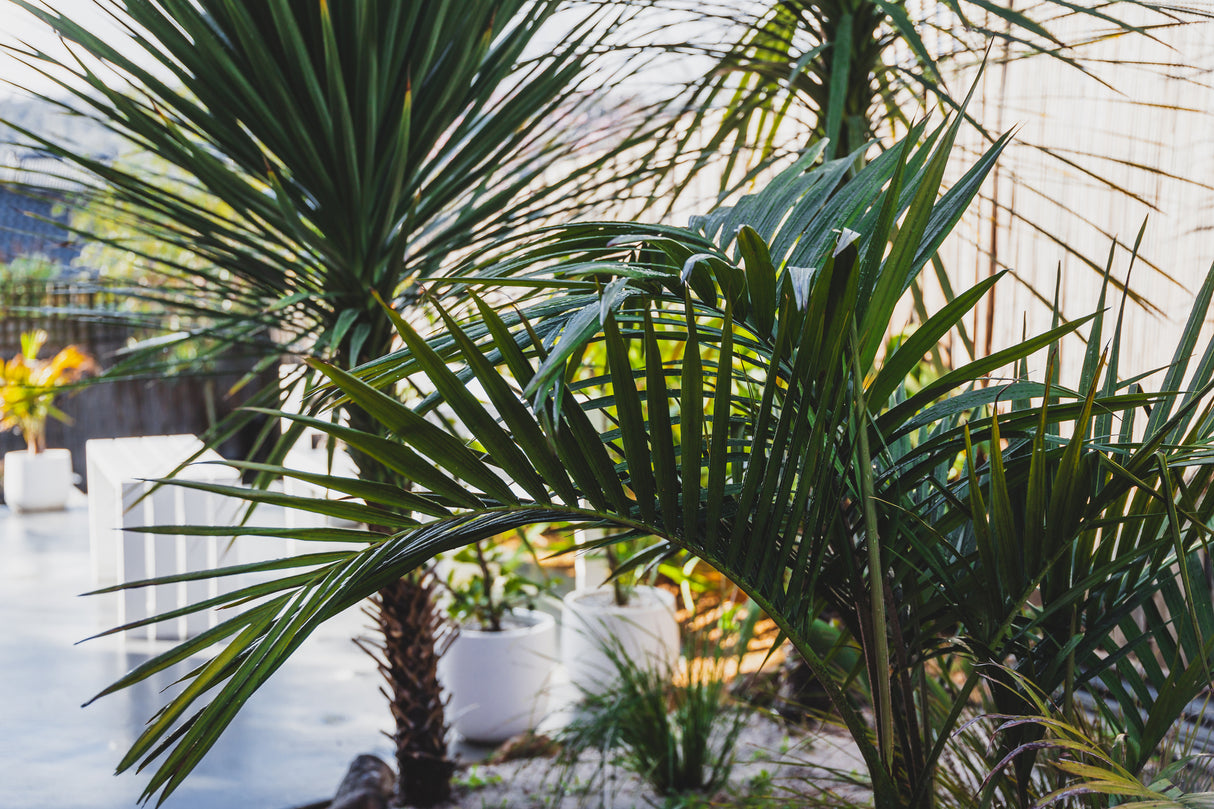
[3,449,73,513]
[439,609,557,744]
[561,585,680,695]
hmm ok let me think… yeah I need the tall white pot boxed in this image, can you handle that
[3,449,73,513]
[561,585,680,695]
[438,609,557,744]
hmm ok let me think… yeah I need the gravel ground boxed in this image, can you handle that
[438,715,871,809]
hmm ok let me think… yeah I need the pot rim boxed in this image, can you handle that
[562,584,675,613]
[3,447,71,459]
[455,607,556,637]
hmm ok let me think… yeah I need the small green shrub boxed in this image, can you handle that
[556,603,758,802]
[437,534,559,631]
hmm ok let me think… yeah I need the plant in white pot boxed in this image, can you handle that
[0,330,94,513]
[561,535,680,696]
[436,537,560,745]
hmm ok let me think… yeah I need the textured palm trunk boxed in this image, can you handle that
[341,347,456,806]
[362,575,455,807]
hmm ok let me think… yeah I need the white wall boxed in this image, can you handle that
[936,10,1214,389]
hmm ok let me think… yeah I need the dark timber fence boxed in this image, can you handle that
[0,279,131,359]
[0,280,274,491]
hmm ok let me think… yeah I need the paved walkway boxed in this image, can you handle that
[0,494,392,809]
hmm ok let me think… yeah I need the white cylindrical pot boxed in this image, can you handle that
[561,585,680,695]
[439,609,557,744]
[3,449,73,513]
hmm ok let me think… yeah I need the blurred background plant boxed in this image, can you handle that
[654,1,1199,166]
[0,254,59,284]
[437,534,561,632]
[0,328,93,453]
[629,0,1214,369]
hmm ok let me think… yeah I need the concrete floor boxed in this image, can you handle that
[1,494,397,809]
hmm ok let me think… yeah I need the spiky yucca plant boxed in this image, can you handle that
[4,2,679,804]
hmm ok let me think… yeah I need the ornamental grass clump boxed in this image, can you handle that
[556,604,759,802]
[0,329,94,454]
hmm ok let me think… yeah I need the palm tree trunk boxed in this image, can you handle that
[341,345,455,806]
[362,576,455,807]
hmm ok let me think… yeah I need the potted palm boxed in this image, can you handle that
[561,536,680,696]
[436,538,560,744]
[0,329,94,512]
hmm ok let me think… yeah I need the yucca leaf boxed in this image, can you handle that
[220,459,451,516]
[138,476,416,527]
[736,225,777,337]
[868,272,1005,408]
[247,407,484,508]
[703,302,735,556]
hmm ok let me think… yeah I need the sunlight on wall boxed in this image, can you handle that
[938,8,1214,387]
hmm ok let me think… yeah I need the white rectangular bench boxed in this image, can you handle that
[86,435,247,641]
